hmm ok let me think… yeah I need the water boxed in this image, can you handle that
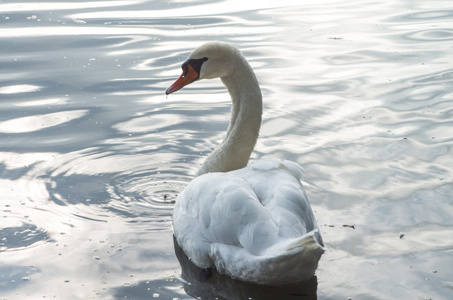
[1,0,452,299]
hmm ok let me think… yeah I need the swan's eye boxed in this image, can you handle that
[180,57,208,81]
[181,62,190,79]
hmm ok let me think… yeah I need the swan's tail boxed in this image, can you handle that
[286,230,325,253]
[211,231,325,286]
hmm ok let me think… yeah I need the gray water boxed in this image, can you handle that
[1,0,453,299]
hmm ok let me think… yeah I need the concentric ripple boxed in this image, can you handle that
[105,165,192,225]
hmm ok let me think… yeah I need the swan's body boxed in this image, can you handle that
[166,42,325,285]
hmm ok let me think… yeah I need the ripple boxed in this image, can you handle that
[69,0,308,20]
[111,170,188,205]
[374,68,453,111]
[323,50,400,65]
[404,29,453,42]
[0,265,40,293]
[385,10,453,22]
[0,110,88,134]
[410,69,453,85]
[0,223,50,251]
[106,166,191,222]
[0,1,144,12]
[113,113,184,133]
[14,97,69,107]
[0,84,41,94]
[409,10,453,20]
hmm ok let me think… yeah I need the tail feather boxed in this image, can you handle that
[211,231,325,286]
[287,230,325,252]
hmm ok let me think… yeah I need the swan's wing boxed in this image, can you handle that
[173,171,279,267]
[173,158,323,270]
[240,158,323,245]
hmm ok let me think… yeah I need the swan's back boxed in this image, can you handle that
[173,158,324,285]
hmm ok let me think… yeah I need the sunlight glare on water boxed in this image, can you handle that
[1,0,452,299]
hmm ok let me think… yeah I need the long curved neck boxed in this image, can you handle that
[196,60,262,176]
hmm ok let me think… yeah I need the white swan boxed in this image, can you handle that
[166,42,325,286]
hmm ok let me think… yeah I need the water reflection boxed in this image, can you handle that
[0,265,40,294]
[173,236,319,300]
[0,223,50,250]
[0,110,88,133]
[0,84,41,94]
[1,0,453,299]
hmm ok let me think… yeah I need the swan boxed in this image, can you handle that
[166,42,325,286]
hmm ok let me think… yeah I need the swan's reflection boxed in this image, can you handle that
[173,235,319,300]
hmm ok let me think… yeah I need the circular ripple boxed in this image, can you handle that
[114,173,188,205]
[404,29,453,41]
[107,167,192,221]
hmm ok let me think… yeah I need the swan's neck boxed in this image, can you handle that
[196,61,262,176]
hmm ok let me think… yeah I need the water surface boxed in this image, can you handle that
[1,0,452,299]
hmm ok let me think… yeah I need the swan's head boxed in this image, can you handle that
[166,42,240,95]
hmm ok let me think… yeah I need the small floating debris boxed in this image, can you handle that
[325,224,355,229]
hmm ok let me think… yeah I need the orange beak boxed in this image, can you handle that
[166,64,200,95]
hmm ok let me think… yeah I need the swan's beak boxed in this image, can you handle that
[166,65,199,95]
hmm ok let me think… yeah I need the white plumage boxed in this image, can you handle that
[166,42,325,285]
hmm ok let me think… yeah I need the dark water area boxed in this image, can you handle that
[1,0,452,299]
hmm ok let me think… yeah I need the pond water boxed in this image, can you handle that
[1,0,452,299]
